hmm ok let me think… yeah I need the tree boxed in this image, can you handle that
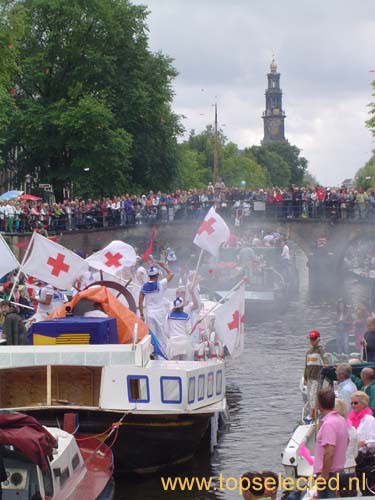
[1,0,181,196]
[175,144,207,190]
[355,152,375,190]
[262,142,307,185]
[221,155,270,188]
[302,171,319,187]
[245,146,291,186]
[366,80,375,137]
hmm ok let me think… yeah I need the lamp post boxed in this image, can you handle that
[213,102,219,185]
[24,174,32,194]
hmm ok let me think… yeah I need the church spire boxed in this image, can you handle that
[262,58,286,144]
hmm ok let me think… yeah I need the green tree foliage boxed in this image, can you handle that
[180,128,272,188]
[355,151,375,190]
[366,81,375,136]
[302,170,318,187]
[221,155,270,188]
[262,142,307,185]
[245,146,291,186]
[1,0,181,197]
[175,144,206,190]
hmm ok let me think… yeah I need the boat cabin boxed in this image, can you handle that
[0,336,225,414]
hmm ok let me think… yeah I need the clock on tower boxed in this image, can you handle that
[262,58,286,144]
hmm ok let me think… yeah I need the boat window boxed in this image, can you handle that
[216,370,223,395]
[188,377,195,404]
[160,377,182,404]
[127,375,150,403]
[207,372,214,398]
[198,374,205,401]
[72,452,80,471]
[60,467,70,488]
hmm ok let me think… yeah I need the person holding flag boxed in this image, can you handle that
[138,261,174,353]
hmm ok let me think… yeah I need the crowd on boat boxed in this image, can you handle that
[3,182,375,234]
[276,331,375,499]
[0,251,210,360]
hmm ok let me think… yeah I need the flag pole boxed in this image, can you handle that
[191,248,204,286]
[190,277,245,334]
[0,298,34,311]
[8,231,36,302]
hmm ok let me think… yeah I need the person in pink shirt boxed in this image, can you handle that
[313,389,349,498]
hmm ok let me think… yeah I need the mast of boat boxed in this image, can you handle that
[213,101,219,184]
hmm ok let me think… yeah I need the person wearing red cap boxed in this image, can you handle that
[304,330,329,424]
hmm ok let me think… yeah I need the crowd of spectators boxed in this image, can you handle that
[0,184,375,233]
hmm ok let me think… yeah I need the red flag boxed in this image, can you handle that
[142,226,157,260]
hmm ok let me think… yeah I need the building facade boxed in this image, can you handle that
[262,58,286,143]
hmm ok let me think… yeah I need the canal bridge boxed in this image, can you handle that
[5,217,375,289]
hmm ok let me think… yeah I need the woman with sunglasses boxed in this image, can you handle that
[348,391,375,451]
[349,391,375,494]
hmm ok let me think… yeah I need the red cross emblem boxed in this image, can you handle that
[198,217,216,235]
[227,310,245,330]
[104,251,123,268]
[47,253,70,277]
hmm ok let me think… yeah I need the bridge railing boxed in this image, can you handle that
[2,200,375,234]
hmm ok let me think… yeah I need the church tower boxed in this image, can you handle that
[262,58,286,143]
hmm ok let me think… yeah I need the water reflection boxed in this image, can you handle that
[115,253,367,499]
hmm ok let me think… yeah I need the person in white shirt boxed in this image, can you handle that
[335,398,358,473]
[139,262,174,352]
[32,282,66,322]
[348,391,375,453]
[281,239,290,260]
[335,363,358,413]
[135,254,154,287]
[166,297,194,360]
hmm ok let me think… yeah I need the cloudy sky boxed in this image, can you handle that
[135,0,375,186]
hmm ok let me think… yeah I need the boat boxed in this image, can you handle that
[201,246,292,322]
[284,361,375,481]
[0,284,227,475]
[0,412,114,499]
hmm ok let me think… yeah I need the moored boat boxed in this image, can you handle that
[0,412,114,499]
[0,285,227,474]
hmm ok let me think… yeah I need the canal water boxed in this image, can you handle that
[114,252,366,500]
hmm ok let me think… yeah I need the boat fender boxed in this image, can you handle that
[215,340,224,359]
[197,341,207,360]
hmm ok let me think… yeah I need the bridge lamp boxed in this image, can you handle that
[83,168,90,172]
[241,180,246,187]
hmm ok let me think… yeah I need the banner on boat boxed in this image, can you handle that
[22,233,88,290]
[214,284,245,357]
[0,233,19,277]
[193,207,230,257]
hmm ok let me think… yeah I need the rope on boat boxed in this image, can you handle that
[75,412,129,465]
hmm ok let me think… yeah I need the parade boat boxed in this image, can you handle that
[284,362,375,482]
[202,246,291,322]
[0,285,226,474]
[0,412,114,500]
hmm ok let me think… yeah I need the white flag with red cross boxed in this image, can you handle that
[22,233,88,290]
[193,207,230,257]
[85,240,137,276]
[0,233,19,278]
[214,284,245,357]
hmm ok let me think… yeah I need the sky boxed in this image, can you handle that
[134,0,375,186]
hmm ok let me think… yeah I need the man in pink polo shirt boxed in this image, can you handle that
[313,389,349,498]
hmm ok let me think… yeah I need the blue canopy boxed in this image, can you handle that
[0,190,23,201]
